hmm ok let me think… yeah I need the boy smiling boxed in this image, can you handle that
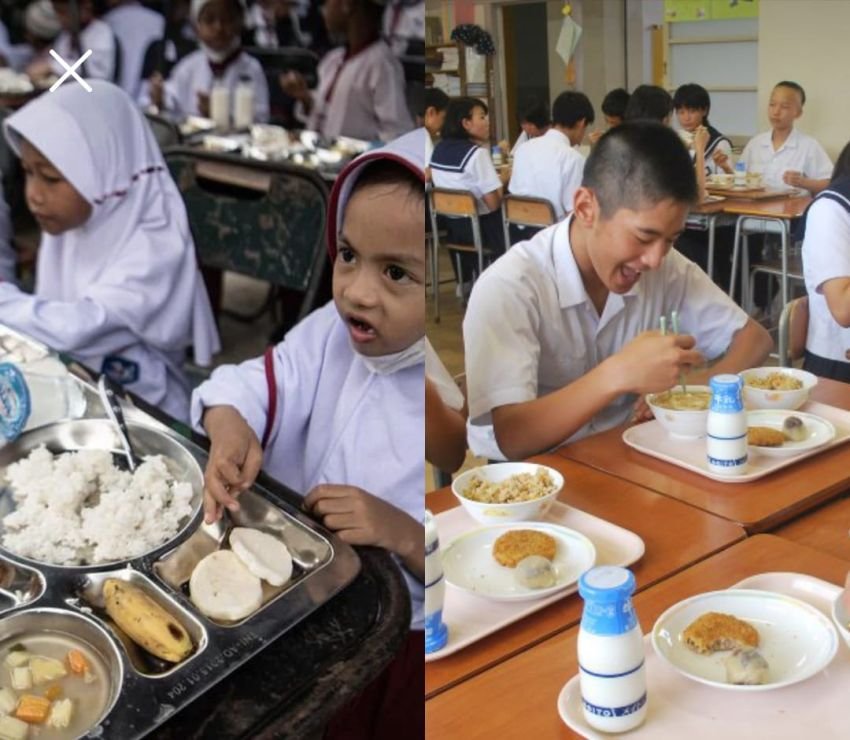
[464,122,772,461]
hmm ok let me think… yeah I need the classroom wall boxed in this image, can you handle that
[758,0,850,161]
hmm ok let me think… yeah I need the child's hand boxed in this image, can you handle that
[201,406,263,523]
[279,71,308,101]
[693,125,709,154]
[712,149,729,168]
[197,91,210,118]
[616,331,704,395]
[148,72,164,109]
[783,170,804,187]
[304,484,421,563]
[631,395,654,423]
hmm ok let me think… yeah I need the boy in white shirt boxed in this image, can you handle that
[32,0,117,82]
[464,121,772,461]
[143,0,269,123]
[742,81,832,195]
[508,91,593,240]
[281,0,413,142]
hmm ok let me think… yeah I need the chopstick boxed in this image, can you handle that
[659,312,688,394]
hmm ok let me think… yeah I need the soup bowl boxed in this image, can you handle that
[646,385,712,438]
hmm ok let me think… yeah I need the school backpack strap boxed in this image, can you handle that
[261,346,277,450]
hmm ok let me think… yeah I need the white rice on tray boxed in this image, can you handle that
[1,446,194,565]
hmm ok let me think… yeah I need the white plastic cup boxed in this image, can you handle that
[234,78,255,130]
[210,84,230,131]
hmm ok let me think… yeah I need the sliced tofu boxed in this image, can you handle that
[229,528,293,587]
[0,714,28,740]
[0,687,16,715]
[189,550,263,621]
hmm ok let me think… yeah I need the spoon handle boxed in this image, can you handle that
[98,375,136,472]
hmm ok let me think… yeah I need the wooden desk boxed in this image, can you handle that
[775,491,850,562]
[425,535,850,739]
[425,454,745,699]
[557,379,850,534]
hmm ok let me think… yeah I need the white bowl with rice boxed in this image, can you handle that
[740,367,817,410]
[451,463,563,524]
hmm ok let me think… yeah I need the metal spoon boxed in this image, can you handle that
[97,375,137,472]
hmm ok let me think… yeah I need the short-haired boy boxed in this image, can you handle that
[508,91,594,231]
[742,81,832,195]
[464,122,772,460]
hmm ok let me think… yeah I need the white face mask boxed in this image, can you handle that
[200,38,241,64]
[356,336,425,376]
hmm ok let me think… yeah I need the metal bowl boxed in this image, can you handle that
[0,419,204,570]
[0,607,124,738]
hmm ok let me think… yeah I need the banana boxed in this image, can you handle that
[103,579,193,663]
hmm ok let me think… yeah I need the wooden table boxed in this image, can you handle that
[425,454,745,699]
[686,191,808,289]
[725,194,812,312]
[775,491,850,562]
[557,378,850,534]
[425,535,850,739]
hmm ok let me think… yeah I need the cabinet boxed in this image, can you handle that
[425,40,495,143]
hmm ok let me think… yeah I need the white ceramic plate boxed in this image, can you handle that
[747,409,835,458]
[442,522,596,602]
[652,588,838,691]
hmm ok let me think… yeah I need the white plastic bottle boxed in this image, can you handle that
[734,157,747,187]
[210,82,230,131]
[234,76,255,130]
[0,361,86,443]
[706,373,748,476]
[577,566,647,733]
[424,510,448,653]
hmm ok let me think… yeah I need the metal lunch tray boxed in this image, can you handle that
[0,326,362,739]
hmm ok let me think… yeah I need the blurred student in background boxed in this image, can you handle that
[105,0,165,99]
[281,0,412,142]
[27,0,118,83]
[142,0,269,123]
[498,98,550,157]
[140,0,195,82]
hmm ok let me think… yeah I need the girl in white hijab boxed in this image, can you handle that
[192,127,425,736]
[0,80,220,421]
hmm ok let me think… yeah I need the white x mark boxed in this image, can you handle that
[49,49,93,93]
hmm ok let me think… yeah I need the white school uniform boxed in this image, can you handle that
[51,19,117,82]
[298,39,413,143]
[802,192,850,362]
[383,0,425,56]
[0,81,220,421]
[508,128,583,220]
[106,1,165,99]
[510,130,529,155]
[142,48,269,123]
[464,216,749,460]
[742,129,832,194]
[429,142,501,215]
[192,130,426,629]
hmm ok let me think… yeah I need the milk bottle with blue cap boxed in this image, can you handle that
[577,566,647,732]
[706,373,748,476]
[424,510,448,653]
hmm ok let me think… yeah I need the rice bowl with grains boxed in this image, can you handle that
[1,446,194,566]
[462,468,556,504]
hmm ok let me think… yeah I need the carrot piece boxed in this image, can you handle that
[15,693,51,723]
[67,649,90,676]
[45,684,62,701]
